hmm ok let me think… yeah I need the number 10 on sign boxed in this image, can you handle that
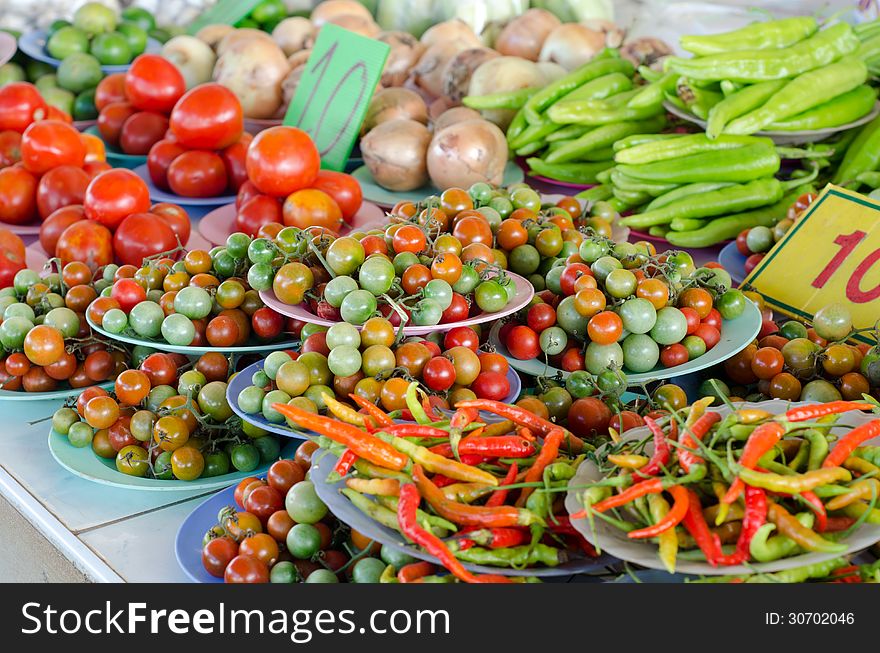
[284,24,390,171]
[743,185,880,342]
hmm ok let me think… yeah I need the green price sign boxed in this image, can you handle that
[187,0,261,35]
[284,24,390,171]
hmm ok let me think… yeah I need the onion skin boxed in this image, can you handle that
[272,17,315,56]
[161,36,216,90]
[325,15,381,38]
[495,9,561,61]
[216,29,274,57]
[412,40,472,99]
[195,24,234,50]
[362,119,431,192]
[621,38,674,68]
[420,20,482,49]
[441,47,499,105]
[539,24,606,70]
[468,56,544,129]
[433,107,482,133]
[378,31,425,88]
[310,0,373,26]
[362,87,428,134]
[427,119,508,190]
[213,38,290,119]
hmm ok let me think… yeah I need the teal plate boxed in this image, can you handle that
[84,126,146,170]
[86,313,300,356]
[350,162,525,208]
[48,428,297,491]
[489,300,762,385]
[0,381,113,403]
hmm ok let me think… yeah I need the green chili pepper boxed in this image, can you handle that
[548,96,663,126]
[666,23,860,83]
[680,16,818,56]
[648,225,670,237]
[841,501,880,524]
[576,185,613,202]
[546,124,592,143]
[720,80,742,96]
[546,116,667,164]
[613,133,682,152]
[833,113,880,183]
[853,171,880,189]
[638,65,662,83]
[612,186,651,207]
[342,489,403,532]
[676,78,723,120]
[627,72,677,109]
[804,429,829,471]
[595,168,613,185]
[724,58,868,135]
[706,80,787,138]
[561,72,633,103]
[525,158,614,185]
[669,217,706,232]
[462,87,537,111]
[508,119,560,151]
[855,446,880,467]
[515,140,547,157]
[616,142,780,184]
[379,564,399,583]
[645,182,737,211]
[615,133,771,166]
[375,495,458,534]
[544,462,576,482]
[768,85,877,132]
[857,32,880,61]
[786,442,810,472]
[524,57,635,124]
[619,177,783,229]
[746,557,848,583]
[454,543,563,568]
[610,169,677,196]
[749,512,815,562]
[506,109,528,145]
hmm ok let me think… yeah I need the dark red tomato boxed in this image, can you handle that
[245,484,284,523]
[0,130,22,167]
[568,397,612,438]
[423,356,456,391]
[0,82,47,133]
[744,253,764,274]
[559,263,592,296]
[235,194,282,237]
[560,346,585,372]
[703,308,722,331]
[443,326,479,352]
[311,170,362,220]
[113,212,178,267]
[266,460,304,495]
[735,229,751,256]
[236,180,262,210]
[56,220,113,270]
[150,202,191,246]
[108,422,138,452]
[83,161,112,178]
[97,102,137,149]
[0,166,38,225]
[301,331,330,356]
[694,324,720,350]
[536,289,560,308]
[20,120,85,174]
[220,138,249,193]
[202,537,237,578]
[0,229,26,289]
[111,277,147,313]
[660,343,689,368]
[119,111,169,155]
[506,325,540,359]
[440,292,469,323]
[140,352,177,386]
[224,555,268,584]
[680,306,700,335]
[35,165,89,220]
[422,340,441,357]
[146,139,186,191]
[84,169,151,231]
[233,477,261,508]
[471,371,510,401]
[527,303,556,332]
[251,307,284,340]
[245,125,319,197]
[609,410,645,434]
[169,83,243,150]
[124,54,185,114]
[95,73,127,111]
[167,150,228,198]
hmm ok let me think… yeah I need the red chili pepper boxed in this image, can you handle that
[386,424,451,439]
[454,399,585,452]
[432,474,457,488]
[824,516,856,532]
[334,449,358,476]
[397,483,512,583]
[571,477,665,519]
[715,485,767,566]
[823,419,880,468]
[430,436,536,458]
[486,463,518,508]
[548,516,599,557]
[460,454,490,466]
[518,427,536,442]
[516,428,564,507]
[422,396,442,422]
[800,490,828,532]
[348,394,395,427]
[456,527,529,549]
[827,565,862,583]
[723,421,785,504]
[451,407,479,429]
[679,412,722,473]
[681,488,723,567]
[397,561,436,583]
[627,485,689,539]
[782,401,874,423]
[634,416,675,479]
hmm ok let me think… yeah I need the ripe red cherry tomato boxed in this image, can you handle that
[471,371,510,401]
[311,170,363,220]
[220,138,249,193]
[146,139,186,191]
[95,73,127,111]
[440,293,469,323]
[124,54,185,114]
[444,326,479,352]
[0,82,48,132]
[113,212,178,267]
[609,410,645,433]
[169,83,243,150]
[21,120,86,174]
[424,356,456,391]
[97,101,137,149]
[36,165,89,220]
[119,111,169,155]
[694,324,720,350]
[0,131,22,168]
[560,346,585,372]
[527,303,556,332]
[245,126,319,197]
[151,202,191,246]
[251,307,284,340]
[167,150,228,198]
[560,263,592,296]
[506,325,539,359]
[111,278,147,313]
[680,306,701,335]
[84,169,151,231]
[0,166,38,225]
[660,343,689,368]
[236,195,282,237]
[40,205,85,255]
[703,308,722,331]
[236,180,262,209]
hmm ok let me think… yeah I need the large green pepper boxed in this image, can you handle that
[681,16,818,56]
[616,142,780,184]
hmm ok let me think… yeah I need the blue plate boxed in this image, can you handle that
[718,241,748,286]
[132,164,237,207]
[175,483,238,583]
[18,29,162,73]
[84,125,146,170]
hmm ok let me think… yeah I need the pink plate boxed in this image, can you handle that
[0,32,15,66]
[244,118,282,135]
[527,174,593,190]
[4,222,41,236]
[74,120,97,132]
[259,272,534,336]
[197,201,386,246]
[26,228,213,262]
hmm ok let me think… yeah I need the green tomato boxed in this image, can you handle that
[565,370,596,398]
[327,345,362,377]
[716,289,746,320]
[153,450,174,479]
[424,279,453,311]
[544,265,564,295]
[596,368,627,396]
[605,268,637,299]
[262,389,292,423]
[264,350,292,380]
[539,326,568,355]
[116,445,149,477]
[682,334,707,359]
[90,32,131,65]
[285,480,328,524]
[13,269,39,294]
[0,316,33,349]
[539,386,572,421]
[393,251,419,277]
[801,379,842,403]
[72,88,98,120]
[67,421,94,448]
[779,320,808,340]
[488,196,513,218]
[475,280,508,312]
[618,298,656,334]
[146,385,176,412]
[650,307,688,345]
[160,314,195,346]
[746,226,774,253]
[178,369,206,397]
[43,306,80,338]
[358,256,396,296]
[305,569,339,583]
[591,255,622,282]
[326,322,361,349]
[340,290,377,325]
[298,352,331,386]
[410,298,443,326]
[698,378,730,405]
[555,296,588,338]
[579,238,610,264]
[197,381,233,421]
[584,341,624,375]
[352,557,386,584]
[452,264,480,295]
[246,262,273,292]
[203,451,231,478]
[230,443,261,472]
[528,274,546,291]
[621,333,659,373]
[509,244,540,276]
[253,435,281,463]
[225,232,251,259]
[131,345,157,367]
[56,52,102,93]
[238,385,265,414]
[270,561,298,584]
[303,384,334,411]
[666,251,695,277]
[52,407,80,435]
[327,237,365,276]
[324,275,359,308]
[300,322,328,340]
[128,301,164,338]
[174,286,212,319]
[813,303,853,341]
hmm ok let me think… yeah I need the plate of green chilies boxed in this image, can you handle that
[564,400,880,576]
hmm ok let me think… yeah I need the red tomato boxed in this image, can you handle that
[560,346,585,372]
[0,228,26,288]
[150,202,191,246]
[169,83,243,150]
[35,165,89,220]
[560,263,592,296]
[444,326,479,352]
[735,229,751,256]
[113,212,178,267]
[124,54,185,114]
[568,397,612,438]
[0,83,47,133]
[119,111,169,155]
[95,73,127,111]
[703,308,722,331]
[244,484,284,523]
[527,303,556,332]
[0,130,22,167]
[440,292,469,323]
[506,325,540,359]
[660,343,688,367]
[609,410,645,433]
[112,277,147,312]
[146,139,186,191]
[236,195,282,237]
[167,150,228,198]
[84,169,151,230]
[0,166,38,225]
[224,555,268,584]
[311,170,362,220]
[97,102,137,149]
[83,161,111,178]
[281,188,342,233]
[251,307,284,340]
[46,106,72,123]
[245,126,319,197]
[471,371,510,401]
[236,180,262,209]
[744,253,764,274]
[680,306,701,335]
[220,138,249,193]
[40,205,85,255]
[20,120,85,174]
[694,324,721,350]
[233,477,261,508]
[56,220,113,270]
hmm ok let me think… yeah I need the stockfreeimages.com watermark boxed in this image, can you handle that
[21,602,450,643]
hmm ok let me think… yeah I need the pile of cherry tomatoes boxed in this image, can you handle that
[735,192,817,274]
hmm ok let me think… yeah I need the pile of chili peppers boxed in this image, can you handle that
[572,398,880,573]
[271,384,597,584]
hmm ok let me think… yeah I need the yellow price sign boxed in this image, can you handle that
[742,184,880,343]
